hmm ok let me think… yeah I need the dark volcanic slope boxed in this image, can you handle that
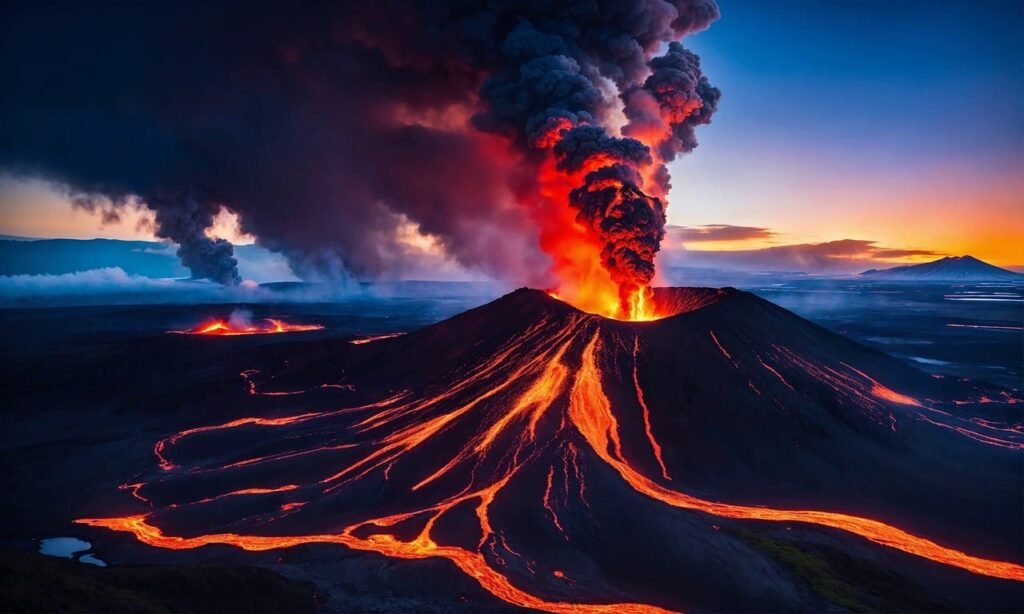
[76,288,1023,612]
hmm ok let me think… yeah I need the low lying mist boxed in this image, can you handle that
[0,267,509,308]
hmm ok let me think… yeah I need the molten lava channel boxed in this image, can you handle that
[172,318,324,336]
[80,291,1024,612]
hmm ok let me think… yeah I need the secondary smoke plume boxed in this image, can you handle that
[148,195,241,285]
[0,1,719,310]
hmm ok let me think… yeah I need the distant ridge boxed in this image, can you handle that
[861,255,1022,281]
[0,238,185,277]
[0,237,287,282]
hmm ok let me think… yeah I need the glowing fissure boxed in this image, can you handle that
[543,465,568,539]
[767,347,897,430]
[350,333,406,345]
[757,355,795,391]
[80,316,1024,614]
[746,345,1020,449]
[840,363,922,407]
[221,443,359,470]
[835,361,1022,449]
[632,336,670,480]
[170,485,300,508]
[708,330,735,366]
[172,318,324,336]
[241,369,307,397]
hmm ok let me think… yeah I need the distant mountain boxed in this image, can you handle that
[861,256,1023,281]
[0,238,296,282]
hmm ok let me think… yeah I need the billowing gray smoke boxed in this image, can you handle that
[148,195,241,285]
[626,41,722,164]
[0,1,720,288]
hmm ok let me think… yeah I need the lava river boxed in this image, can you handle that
[78,288,1024,611]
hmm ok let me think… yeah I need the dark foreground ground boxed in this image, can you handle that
[0,548,320,613]
[0,281,1020,611]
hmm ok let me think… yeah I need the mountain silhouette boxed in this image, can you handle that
[862,255,1022,281]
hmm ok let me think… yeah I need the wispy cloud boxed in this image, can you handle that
[665,224,776,244]
[660,234,945,274]
[0,267,360,306]
[868,248,943,259]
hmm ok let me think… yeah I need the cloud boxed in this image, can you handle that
[659,237,944,274]
[0,267,357,306]
[0,267,173,294]
[869,248,944,259]
[0,265,505,307]
[665,224,776,244]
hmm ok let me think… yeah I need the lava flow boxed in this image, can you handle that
[172,318,324,336]
[79,289,1024,611]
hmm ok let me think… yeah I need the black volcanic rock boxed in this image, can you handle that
[861,255,1023,281]
[0,548,319,613]
[73,288,1024,612]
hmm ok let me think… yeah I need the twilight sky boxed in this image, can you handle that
[1,0,1021,272]
[665,0,1023,267]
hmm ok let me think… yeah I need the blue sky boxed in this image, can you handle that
[663,0,1023,264]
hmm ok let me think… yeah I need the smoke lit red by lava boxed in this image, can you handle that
[529,42,720,321]
[172,318,324,336]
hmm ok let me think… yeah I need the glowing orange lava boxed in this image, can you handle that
[173,318,324,336]
[568,332,1024,583]
[525,129,663,322]
[350,332,406,345]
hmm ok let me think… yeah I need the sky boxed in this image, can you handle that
[1,0,1021,274]
[664,0,1024,268]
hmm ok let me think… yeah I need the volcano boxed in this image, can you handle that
[78,288,1023,611]
[861,255,1024,281]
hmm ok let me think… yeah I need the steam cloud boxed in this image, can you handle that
[0,1,719,291]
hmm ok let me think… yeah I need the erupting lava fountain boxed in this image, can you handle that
[79,287,1023,611]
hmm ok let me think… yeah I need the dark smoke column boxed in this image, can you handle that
[625,41,722,167]
[148,195,241,285]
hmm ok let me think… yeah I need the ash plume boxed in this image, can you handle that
[625,41,722,167]
[0,0,720,291]
[148,195,241,285]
